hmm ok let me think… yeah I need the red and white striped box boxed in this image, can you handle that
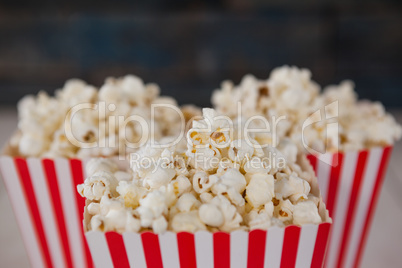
[85,224,331,268]
[0,152,333,268]
[0,155,93,268]
[307,146,392,268]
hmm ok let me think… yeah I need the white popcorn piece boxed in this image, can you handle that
[175,193,200,212]
[192,171,218,193]
[277,138,298,164]
[171,211,207,233]
[56,79,97,107]
[245,173,274,208]
[90,215,104,232]
[77,171,118,201]
[210,195,243,232]
[274,199,295,223]
[136,190,168,228]
[293,201,322,225]
[87,202,100,215]
[248,210,272,230]
[19,133,49,157]
[199,192,214,203]
[169,175,192,197]
[198,203,224,227]
[89,196,142,233]
[274,173,310,203]
[228,139,254,162]
[142,164,176,189]
[152,216,168,234]
[114,171,133,182]
[243,156,271,174]
[267,66,319,112]
[85,158,119,177]
[116,181,146,209]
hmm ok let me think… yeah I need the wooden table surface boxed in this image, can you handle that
[0,107,401,267]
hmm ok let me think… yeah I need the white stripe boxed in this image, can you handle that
[344,148,383,268]
[0,157,45,268]
[123,232,147,268]
[230,230,248,268]
[295,225,318,268]
[194,231,214,268]
[86,231,113,268]
[54,158,86,268]
[27,158,66,268]
[264,226,284,268]
[158,232,180,268]
[316,153,333,202]
[326,151,358,268]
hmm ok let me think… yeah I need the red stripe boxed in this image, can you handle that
[247,230,266,268]
[105,232,130,268]
[42,159,73,268]
[141,232,163,268]
[311,223,331,268]
[213,232,230,268]
[70,159,94,268]
[336,151,368,268]
[177,232,197,268]
[353,147,392,268]
[307,154,318,175]
[325,153,344,218]
[280,226,301,268]
[15,158,53,268]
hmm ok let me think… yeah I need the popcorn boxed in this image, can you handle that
[274,198,295,223]
[245,173,274,208]
[293,201,322,225]
[198,203,224,227]
[210,195,243,232]
[171,211,207,233]
[116,181,146,209]
[13,74,189,158]
[228,139,254,162]
[274,173,311,203]
[87,203,100,215]
[89,196,141,233]
[267,66,319,112]
[85,158,119,176]
[19,133,49,157]
[211,65,402,152]
[114,171,133,182]
[46,130,77,158]
[169,175,192,197]
[152,216,168,234]
[247,209,273,230]
[79,107,330,234]
[175,193,200,212]
[56,79,97,107]
[77,171,118,201]
[136,190,168,228]
[192,171,218,194]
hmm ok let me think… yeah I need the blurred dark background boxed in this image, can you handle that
[0,0,401,107]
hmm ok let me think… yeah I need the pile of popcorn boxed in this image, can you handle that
[212,66,402,152]
[11,75,200,158]
[78,108,330,234]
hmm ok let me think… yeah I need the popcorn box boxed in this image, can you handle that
[0,142,333,268]
[85,224,331,268]
[0,150,94,267]
[307,146,392,268]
